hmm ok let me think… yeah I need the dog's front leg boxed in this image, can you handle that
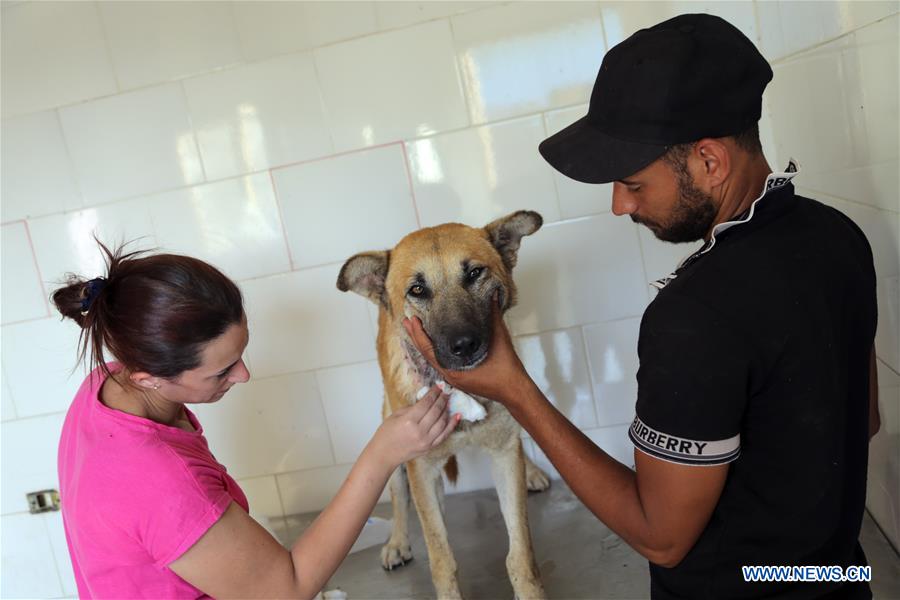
[491,440,546,600]
[407,458,462,599]
[381,465,413,570]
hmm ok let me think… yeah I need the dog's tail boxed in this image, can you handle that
[443,455,458,485]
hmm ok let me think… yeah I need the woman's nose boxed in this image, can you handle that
[229,359,251,384]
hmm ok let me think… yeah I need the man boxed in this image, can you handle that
[404,13,880,599]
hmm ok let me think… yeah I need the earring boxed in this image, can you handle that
[152,383,161,390]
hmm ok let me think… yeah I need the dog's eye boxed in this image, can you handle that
[408,284,425,297]
[466,267,484,282]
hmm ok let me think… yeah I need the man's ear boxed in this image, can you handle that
[484,210,543,270]
[337,251,390,309]
[693,138,730,189]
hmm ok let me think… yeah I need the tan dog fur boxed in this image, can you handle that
[338,211,550,599]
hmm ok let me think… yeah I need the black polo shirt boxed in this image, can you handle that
[629,161,878,599]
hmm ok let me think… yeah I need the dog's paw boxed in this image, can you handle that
[525,462,551,492]
[381,540,413,570]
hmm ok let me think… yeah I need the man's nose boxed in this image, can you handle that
[611,184,638,216]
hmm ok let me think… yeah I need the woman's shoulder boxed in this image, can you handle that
[70,432,226,516]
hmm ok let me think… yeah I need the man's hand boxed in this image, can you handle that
[402,296,532,406]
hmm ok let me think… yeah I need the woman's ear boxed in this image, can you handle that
[130,371,161,390]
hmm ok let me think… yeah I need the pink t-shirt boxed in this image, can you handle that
[58,364,249,598]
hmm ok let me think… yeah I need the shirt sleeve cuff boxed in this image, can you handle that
[156,491,235,568]
[629,416,741,466]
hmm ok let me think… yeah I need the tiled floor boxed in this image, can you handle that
[274,481,900,599]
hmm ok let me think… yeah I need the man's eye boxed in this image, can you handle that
[409,285,425,297]
[466,267,484,282]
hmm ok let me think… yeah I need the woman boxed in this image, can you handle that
[54,243,458,599]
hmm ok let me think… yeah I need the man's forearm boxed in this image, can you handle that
[503,378,673,563]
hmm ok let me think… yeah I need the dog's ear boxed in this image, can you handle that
[337,251,390,309]
[484,210,542,270]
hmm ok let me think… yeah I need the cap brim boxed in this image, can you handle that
[539,116,667,184]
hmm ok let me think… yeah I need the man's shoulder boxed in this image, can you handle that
[786,193,872,246]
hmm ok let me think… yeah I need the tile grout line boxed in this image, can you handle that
[267,169,296,271]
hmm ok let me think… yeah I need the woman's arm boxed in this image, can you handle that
[170,387,457,599]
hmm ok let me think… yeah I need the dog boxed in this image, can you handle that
[337,210,550,599]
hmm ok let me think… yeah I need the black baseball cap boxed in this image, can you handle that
[539,14,773,184]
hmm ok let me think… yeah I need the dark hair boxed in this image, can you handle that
[662,123,763,171]
[52,241,244,381]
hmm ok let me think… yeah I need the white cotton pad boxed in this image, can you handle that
[448,389,487,422]
[416,382,486,422]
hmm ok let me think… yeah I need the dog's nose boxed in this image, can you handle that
[450,334,481,357]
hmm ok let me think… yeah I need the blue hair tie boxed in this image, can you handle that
[80,278,107,314]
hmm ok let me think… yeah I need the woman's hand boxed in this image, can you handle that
[370,386,459,468]
[402,296,533,406]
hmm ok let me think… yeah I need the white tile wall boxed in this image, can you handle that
[756,0,899,61]
[237,475,285,522]
[515,327,597,430]
[314,19,468,150]
[2,2,898,595]
[408,115,561,226]
[316,361,384,465]
[868,360,900,548]
[273,144,418,269]
[1,318,83,419]
[44,510,78,597]
[1,363,17,422]
[184,52,334,181]
[766,16,900,214]
[600,1,758,49]
[374,1,488,31]
[1,412,66,515]
[0,513,64,598]
[59,83,205,206]
[234,1,377,60]
[241,265,377,379]
[278,463,359,515]
[452,2,605,124]
[509,215,649,335]
[148,173,291,281]
[28,197,158,285]
[1,110,82,221]
[193,371,334,480]
[525,423,633,481]
[1,221,48,324]
[0,1,117,119]
[98,0,242,91]
[583,318,641,428]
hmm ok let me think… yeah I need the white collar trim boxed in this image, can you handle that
[650,159,801,290]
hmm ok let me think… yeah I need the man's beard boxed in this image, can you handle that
[632,174,717,243]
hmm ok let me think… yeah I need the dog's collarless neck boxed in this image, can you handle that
[402,339,440,387]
